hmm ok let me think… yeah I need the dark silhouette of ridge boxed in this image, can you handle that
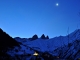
[0,28,20,59]
[27,34,49,40]
[0,28,19,51]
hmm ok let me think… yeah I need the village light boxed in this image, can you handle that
[33,52,39,56]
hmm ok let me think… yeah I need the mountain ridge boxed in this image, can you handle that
[0,28,80,60]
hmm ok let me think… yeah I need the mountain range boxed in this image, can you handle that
[0,28,80,60]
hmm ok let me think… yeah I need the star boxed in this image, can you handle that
[56,3,59,6]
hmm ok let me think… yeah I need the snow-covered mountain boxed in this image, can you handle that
[14,29,80,52]
[52,39,80,60]
[0,28,80,60]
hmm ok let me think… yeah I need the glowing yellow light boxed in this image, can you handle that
[33,52,38,56]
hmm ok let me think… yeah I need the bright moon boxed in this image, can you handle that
[56,3,59,6]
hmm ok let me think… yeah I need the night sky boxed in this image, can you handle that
[0,0,80,38]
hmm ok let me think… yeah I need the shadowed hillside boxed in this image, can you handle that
[0,28,19,50]
[0,28,19,59]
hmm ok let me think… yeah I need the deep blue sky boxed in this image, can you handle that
[0,0,80,38]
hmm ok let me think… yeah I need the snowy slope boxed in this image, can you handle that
[14,29,80,52]
[10,29,80,60]
[52,40,80,60]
